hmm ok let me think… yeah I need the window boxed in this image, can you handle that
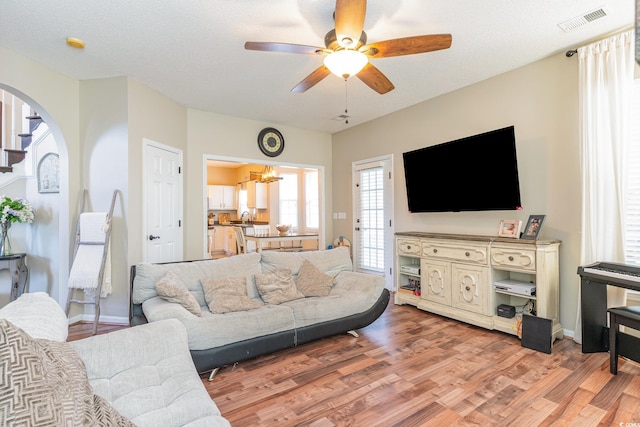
[278,169,320,231]
[279,173,298,228]
[305,170,319,229]
[625,79,640,265]
[357,165,385,272]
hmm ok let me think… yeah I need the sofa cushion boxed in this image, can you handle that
[260,246,352,278]
[0,319,133,427]
[155,271,202,316]
[132,253,262,307]
[201,276,262,314]
[0,291,68,342]
[69,319,231,427]
[255,268,304,304]
[295,259,336,297]
[142,297,295,351]
[282,270,386,328]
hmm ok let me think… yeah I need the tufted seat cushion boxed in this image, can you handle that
[69,319,230,427]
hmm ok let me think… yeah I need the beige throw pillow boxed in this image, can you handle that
[201,276,262,314]
[255,268,304,304]
[295,259,336,297]
[155,271,202,316]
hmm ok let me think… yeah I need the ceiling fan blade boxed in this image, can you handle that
[356,63,394,94]
[291,66,331,93]
[334,0,366,48]
[245,41,323,55]
[361,34,452,58]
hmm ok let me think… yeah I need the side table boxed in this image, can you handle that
[0,253,29,301]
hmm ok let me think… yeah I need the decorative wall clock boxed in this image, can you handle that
[258,127,284,157]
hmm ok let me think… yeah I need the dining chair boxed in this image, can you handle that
[232,227,248,254]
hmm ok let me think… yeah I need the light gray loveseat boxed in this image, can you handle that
[130,247,390,378]
[0,292,230,427]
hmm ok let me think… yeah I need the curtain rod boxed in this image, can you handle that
[565,26,635,59]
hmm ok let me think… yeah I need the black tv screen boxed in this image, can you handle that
[403,126,522,213]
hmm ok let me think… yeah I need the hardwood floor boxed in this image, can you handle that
[69,298,640,426]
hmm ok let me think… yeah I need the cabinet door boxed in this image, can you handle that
[222,186,237,209]
[421,259,451,306]
[225,227,237,254]
[208,186,223,209]
[451,264,489,315]
[213,226,225,251]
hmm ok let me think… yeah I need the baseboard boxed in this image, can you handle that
[68,313,128,325]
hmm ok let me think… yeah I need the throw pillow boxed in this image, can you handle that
[295,259,336,297]
[254,268,304,304]
[155,271,202,316]
[0,319,134,427]
[201,276,262,314]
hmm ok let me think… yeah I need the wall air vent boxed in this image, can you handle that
[558,7,608,32]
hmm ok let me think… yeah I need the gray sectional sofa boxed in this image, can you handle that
[130,247,390,378]
[0,292,230,427]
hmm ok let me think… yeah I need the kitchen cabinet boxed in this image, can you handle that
[247,181,267,209]
[208,185,237,210]
[225,226,237,255]
[210,226,226,253]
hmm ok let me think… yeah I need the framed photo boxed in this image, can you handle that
[498,220,522,238]
[522,215,546,240]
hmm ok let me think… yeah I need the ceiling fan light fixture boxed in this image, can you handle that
[323,49,368,79]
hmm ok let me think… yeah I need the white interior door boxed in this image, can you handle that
[353,156,393,289]
[144,140,183,263]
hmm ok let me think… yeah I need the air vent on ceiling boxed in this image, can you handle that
[558,7,608,32]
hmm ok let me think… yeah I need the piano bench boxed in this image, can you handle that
[608,306,640,374]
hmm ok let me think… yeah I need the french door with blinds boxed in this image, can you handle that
[353,156,393,289]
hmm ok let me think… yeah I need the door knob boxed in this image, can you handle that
[148,235,160,241]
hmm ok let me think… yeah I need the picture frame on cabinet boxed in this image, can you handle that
[497,219,522,238]
[522,215,546,240]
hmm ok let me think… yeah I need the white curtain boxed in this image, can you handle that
[574,30,635,344]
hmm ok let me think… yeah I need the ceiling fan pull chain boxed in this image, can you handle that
[344,79,349,124]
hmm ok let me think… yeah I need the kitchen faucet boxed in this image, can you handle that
[240,211,252,224]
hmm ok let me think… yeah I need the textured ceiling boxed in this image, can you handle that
[0,0,635,133]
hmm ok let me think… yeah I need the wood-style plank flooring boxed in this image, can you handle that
[69,297,640,426]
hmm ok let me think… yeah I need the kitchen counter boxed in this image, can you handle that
[209,221,269,229]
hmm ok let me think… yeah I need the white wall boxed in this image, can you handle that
[185,110,333,260]
[0,45,81,309]
[332,53,582,334]
[77,77,129,321]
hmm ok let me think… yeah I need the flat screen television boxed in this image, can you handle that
[403,126,522,213]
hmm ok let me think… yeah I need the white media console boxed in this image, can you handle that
[395,232,563,341]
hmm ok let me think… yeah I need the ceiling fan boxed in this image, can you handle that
[244,0,452,95]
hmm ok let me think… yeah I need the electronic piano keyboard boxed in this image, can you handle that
[578,261,640,361]
[578,262,640,291]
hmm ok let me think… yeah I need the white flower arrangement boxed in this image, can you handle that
[0,195,35,225]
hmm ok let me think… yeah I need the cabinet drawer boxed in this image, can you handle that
[397,239,421,256]
[421,241,488,265]
[490,247,536,271]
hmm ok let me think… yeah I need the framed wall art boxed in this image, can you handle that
[497,220,522,238]
[37,152,60,193]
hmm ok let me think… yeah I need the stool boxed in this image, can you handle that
[607,306,640,374]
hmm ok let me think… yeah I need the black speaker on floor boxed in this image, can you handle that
[521,314,553,354]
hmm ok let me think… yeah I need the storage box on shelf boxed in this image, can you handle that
[394,232,563,341]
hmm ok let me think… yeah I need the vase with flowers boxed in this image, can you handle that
[0,195,35,256]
